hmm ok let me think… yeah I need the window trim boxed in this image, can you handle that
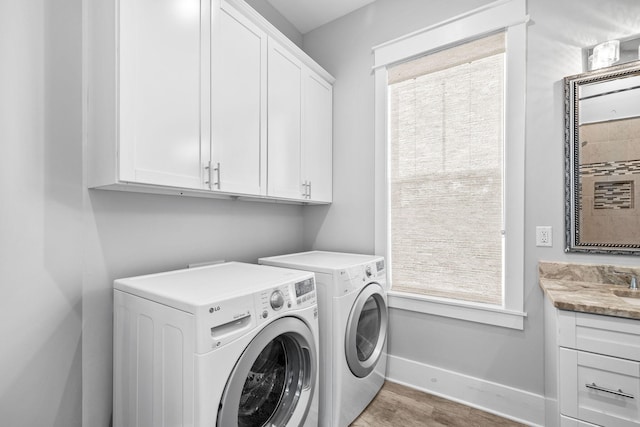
[373,0,528,330]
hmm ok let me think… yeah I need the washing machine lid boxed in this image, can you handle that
[114,262,313,314]
[260,251,384,274]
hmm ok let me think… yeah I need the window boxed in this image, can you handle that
[373,0,527,329]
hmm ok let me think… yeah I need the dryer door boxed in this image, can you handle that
[345,282,388,378]
[218,316,317,427]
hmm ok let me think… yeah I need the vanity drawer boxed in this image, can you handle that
[560,348,640,427]
[559,310,640,361]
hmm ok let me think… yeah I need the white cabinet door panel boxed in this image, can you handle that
[302,70,333,203]
[211,1,266,195]
[119,0,203,188]
[267,40,303,200]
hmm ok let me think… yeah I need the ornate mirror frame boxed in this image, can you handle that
[565,60,640,255]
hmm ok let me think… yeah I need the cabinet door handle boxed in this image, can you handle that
[213,162,221,189]
[204,162,212,188]
[585,382,635,399]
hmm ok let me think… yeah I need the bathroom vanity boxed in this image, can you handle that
[541,262,640,427]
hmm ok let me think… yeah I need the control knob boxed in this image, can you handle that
[270,290,285,311]
[365,265,372,278]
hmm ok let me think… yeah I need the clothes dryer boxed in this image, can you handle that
[259,251,388,427]
[113,262,319,427]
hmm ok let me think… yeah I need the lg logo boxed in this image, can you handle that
[209,306,221,313]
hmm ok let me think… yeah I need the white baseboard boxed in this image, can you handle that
[386,354,545,427]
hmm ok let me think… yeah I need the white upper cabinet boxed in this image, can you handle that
[210,1,267,195]
[267,41,334,202]
[267,40,303,200]
[86,0,333,203]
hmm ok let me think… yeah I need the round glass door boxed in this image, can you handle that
[356,296,381,361]
[218,317,316,427]
[345,283,388,378]
[237,336,292,426]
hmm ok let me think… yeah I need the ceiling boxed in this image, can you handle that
[265,0,376,34]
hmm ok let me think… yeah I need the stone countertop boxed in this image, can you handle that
[539,261,640,320]
[539,277,640,319]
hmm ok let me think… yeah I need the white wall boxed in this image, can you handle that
[302,0,640,410]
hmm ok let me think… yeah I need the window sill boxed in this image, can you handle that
[387,290,526,330]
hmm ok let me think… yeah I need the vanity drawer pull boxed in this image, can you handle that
[585,382,635,399]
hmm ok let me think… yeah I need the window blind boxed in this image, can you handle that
[388,32,505,305]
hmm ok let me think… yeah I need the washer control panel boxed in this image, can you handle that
[204,274,316,353]
[256,275,316,321]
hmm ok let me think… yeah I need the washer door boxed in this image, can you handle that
[345,282,388,378]
[218,316,317,427]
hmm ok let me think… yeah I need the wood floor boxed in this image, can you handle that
[350,381,528,427]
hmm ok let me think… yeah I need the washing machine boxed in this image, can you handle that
[113,261,319,427]
[259,251,388,427]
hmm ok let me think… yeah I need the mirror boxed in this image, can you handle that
[565,60,640,255]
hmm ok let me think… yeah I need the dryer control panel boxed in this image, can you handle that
[338,260,386,294]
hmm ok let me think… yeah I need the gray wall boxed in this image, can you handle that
[1,1,306,427]
[302,0,640,398]
[244,0,303,47]
[0,0,83,425]
[3,0,640,426]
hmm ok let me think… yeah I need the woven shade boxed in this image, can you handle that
[388,32,505,305]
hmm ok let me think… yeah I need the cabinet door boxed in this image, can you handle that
[267,40,304,200]
[302,69,333,203]
[119,0,204,189]
[210,1,266,195]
